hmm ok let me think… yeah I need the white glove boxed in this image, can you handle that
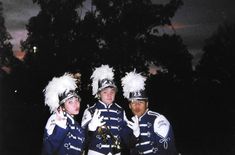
[55,108,67,129]
[88,109,106,131]
[127,115,140,137]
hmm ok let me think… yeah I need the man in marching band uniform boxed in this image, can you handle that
[41,73,85,155]
[81,65,134,155]
[122,71,178,155]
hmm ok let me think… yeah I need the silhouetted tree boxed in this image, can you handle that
[10,0,196,154]
[197,21,235,84]
[1,2,26,154]
[23,0,193,89]
[21,0,87,112]
[22,0,193,113]
[76,2,194,154]
[77,0,192,80]
[194,21,235,154]
[22,0,85,77]
[0,0,22,111]
[0,1,14,77]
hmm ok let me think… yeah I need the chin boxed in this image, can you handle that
[134,112,142,117]
[73,111,79,115]
[105,101,113,104]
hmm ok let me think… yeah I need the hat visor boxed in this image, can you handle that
[98,83,117,92]
[59,94,80,105]
[129,97,148,101]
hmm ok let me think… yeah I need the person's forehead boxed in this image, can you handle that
[101,87,116,92]
[66,96,79,102]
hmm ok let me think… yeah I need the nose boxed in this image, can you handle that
[74,100,80,106]
[107,93,113,97]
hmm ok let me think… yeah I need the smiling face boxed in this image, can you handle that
[129,100,148,117]
[63,97,80,116]
[99,87,116,105]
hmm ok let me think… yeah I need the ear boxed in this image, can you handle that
[129,102,132,109]
[59,105,65,111]
[97,93,101,99]
[146,102,149,108]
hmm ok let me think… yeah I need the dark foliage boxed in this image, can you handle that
[193,21,235,154]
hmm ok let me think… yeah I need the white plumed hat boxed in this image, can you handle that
[91,64,116,97]
[43,73,80,113]
[121,70,147,100]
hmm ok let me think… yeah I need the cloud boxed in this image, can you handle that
[2,0,39,30]
[1,0,39,51]
[10,29,28,51]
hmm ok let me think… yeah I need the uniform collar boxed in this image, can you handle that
[98,100,113,108]
[139,108,149,121]
[66,113,75,124]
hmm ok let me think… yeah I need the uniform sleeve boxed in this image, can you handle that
[154,114,178,155]
[81,108,92,128]
[41,115,69,155]
[153,114,170,138]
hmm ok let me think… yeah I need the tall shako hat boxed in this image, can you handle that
[44,73,79,113]
[121,70,147,101]
[91,64,116,98]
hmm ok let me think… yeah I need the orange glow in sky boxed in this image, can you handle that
[14,50,26,61]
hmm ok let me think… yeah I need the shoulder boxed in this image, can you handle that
[147,110,169,122]
[147,110,161,117]
[148,110,170,129]
[45,113,56,128]
[81,108,92,127]
[150,111,169,125]
[45,114,57,135]
[89,102,97,109]
[113,103,123,110]
[86,103,97,114]
[153,113,170,138]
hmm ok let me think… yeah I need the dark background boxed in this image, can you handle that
[1,0,235,155]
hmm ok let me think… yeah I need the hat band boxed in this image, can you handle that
[129,90,147,100]
[59,90,80,105]
[98,79,116,91]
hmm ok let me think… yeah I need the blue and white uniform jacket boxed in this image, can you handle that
[42,113,85,155]
[81,101,131,155]
[131,110,177,155]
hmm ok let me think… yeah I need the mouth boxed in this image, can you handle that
[135,108,140,112]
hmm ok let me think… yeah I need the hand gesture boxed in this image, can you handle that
[88,109,106,131]
[127,115,140,137]
[55,107,67,129]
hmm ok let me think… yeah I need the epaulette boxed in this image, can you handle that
[114,103,123,110]
[147,110,160,117]
[88,103,97,115]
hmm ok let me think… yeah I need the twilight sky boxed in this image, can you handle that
[1,0,235,65]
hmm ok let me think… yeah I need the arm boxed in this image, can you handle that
[154,114,178,155]
[122,112,140,148]
[81,108,105,131]
[81,108,92,129]
[41,113,68,155]
[81,108,105,153]
[153,114,170,138]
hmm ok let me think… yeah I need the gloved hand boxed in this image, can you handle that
[127,115,140,137]
[88,109,106,131]
[55,107,67,129]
